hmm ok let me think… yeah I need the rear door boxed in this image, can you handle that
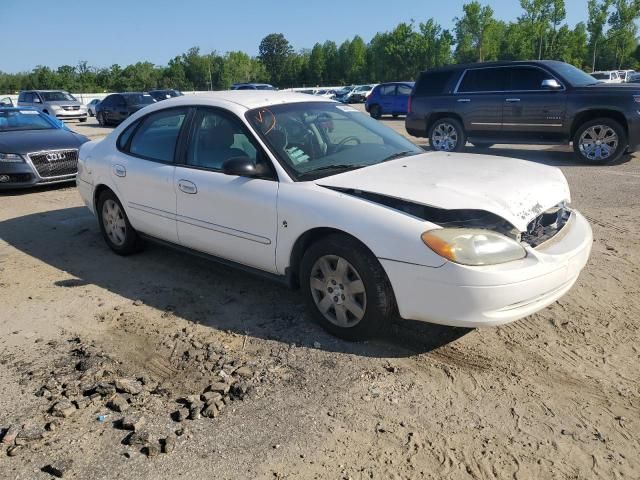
[110,107,189,243]
[99,95,116,122]
[501,66,567,142]
[454,67,508,136]
[378,84,397,114]
[395,84,413,114]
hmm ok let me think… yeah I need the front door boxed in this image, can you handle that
[110,107,189,243]
[501,66,567,141]
[175,107,279,273]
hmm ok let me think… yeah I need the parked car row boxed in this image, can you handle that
[590,69,636,83]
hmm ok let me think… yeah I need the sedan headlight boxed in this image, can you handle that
[51,105,62,111]
[0,153,24,163]
[421,228,526,266]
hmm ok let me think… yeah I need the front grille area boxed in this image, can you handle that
[62,106,80,111]
[522,205,571,248]
[28,150,78,178]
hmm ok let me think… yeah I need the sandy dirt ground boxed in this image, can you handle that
[0,111,639,479]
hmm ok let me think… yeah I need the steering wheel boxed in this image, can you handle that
[336,136,361,151]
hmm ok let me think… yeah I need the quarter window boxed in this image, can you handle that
[397,84,413,96]
[415,71,454,96]
[458,68,508,92]
[128,108,187,162]
[187,109,259,170]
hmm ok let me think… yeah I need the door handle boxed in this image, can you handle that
[178,180,197,194]
[113,164,126,177]
[457,98,471,103]
[505,98,521,102]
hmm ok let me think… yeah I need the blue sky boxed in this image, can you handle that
[4,0,589,73]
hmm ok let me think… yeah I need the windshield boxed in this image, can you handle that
[0,110,56,132]
[549,63,600,86]
[125,94,156,106]
[40,91,77,102]
[247,102,422,180]
[255,85,275,90]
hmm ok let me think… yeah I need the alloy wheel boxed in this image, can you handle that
[309,255,367,328]
[431,122,459,151]
[578,124,618,162]
[102,199,127,246]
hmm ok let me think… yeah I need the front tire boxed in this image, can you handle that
[97,112,106,127]
[429,117,465,152]
[97,190,142,255]
[573,118,626,164]
[369,105,381,119]
[300,234,395,341]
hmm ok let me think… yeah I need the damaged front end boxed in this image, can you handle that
[332,187,572,249]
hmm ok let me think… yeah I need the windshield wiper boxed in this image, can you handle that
[381,150,418,162]
[298,164,366,179]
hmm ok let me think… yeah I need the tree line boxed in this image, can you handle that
[1,0,639,95]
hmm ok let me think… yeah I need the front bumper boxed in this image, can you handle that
[53,110,87,120]
[381,211,592,328]
[0,156,76,190]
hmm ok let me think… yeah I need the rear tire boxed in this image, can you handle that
[300,234,395,341]
[96,190,142,256]
[573,118,626,164]
[369,105,381,119]
[97,112,106,127]
[429,117,466,152]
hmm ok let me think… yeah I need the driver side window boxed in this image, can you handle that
[187,109,258,171]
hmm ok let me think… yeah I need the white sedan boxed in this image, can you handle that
[76,91,592,340]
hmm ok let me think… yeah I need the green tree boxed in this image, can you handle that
[587,0,613,70]
[308,43,326,85]
[454,1,497,62]
[258,33,293,86]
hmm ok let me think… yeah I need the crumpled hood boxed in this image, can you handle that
[317,152,571,231]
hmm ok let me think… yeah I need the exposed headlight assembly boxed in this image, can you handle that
[421,228,526,266]
[0,153,24,163]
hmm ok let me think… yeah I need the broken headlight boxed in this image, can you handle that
[421,228,526,266]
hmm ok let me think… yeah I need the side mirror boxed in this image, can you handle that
[541,79,562,90]
[222,156,265,177]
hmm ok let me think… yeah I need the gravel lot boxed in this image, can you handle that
[1,106,639,479]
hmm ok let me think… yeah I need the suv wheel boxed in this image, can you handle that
[300,234,395,341]
[97,112,106,127]
[573,118,626,164]
[429,117,465,152]
[369,105,381,119]
[97,190,142,255]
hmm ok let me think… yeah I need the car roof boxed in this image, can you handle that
[419,59,574,75]
[20,89,69,93]
[134,91,333,112]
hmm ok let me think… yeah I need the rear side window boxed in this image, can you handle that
[117,120,139,150]
[414,71,454,96]
[380,85,396,96]
[508,67,555,91]
[458,68,508,93]
[397,84,413,96]
[128,108,187,162]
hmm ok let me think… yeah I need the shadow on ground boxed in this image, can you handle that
[0,206,469,358]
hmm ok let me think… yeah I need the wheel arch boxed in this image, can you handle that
[570,109,628,140]
[287,227,382,290]
[93,184,116,213]
[426,112,465,135]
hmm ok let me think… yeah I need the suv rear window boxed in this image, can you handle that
[458,68,508,93]
[414,71,454,96]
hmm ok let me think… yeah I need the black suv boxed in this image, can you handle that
[406,60,640,164]
[95,92,156,126]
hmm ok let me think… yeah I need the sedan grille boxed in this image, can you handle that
[28,150,78,178]
[62,106,80,111]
